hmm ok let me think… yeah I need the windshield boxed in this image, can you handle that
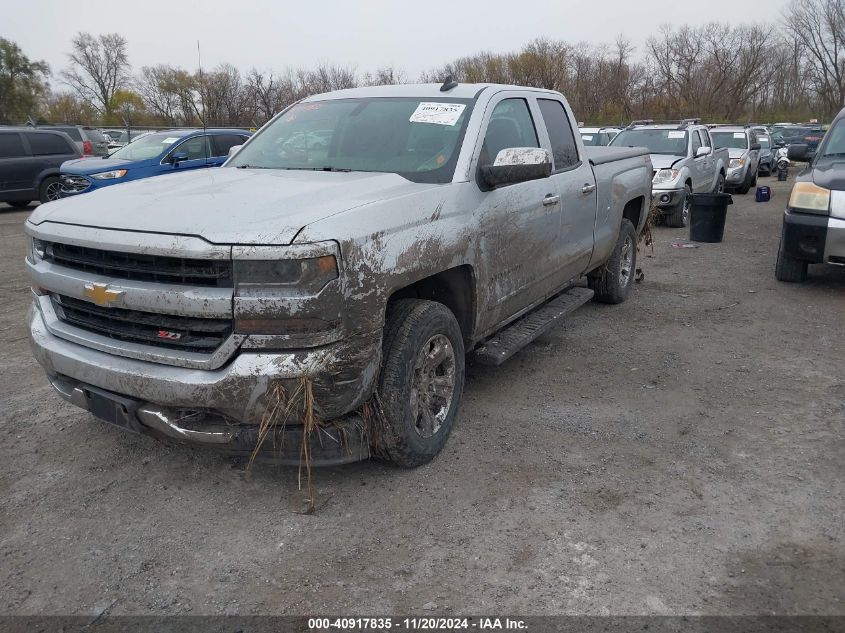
[818,120,845,158]
[711,131,749,150]
[758,136,770,148]
[109,133,180,161]
[611,129,688,155]
[228,97,474,183]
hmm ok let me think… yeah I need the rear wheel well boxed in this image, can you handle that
[622,196,645,230]
[386,266,475,343]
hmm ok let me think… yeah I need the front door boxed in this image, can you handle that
[471,95,564,334]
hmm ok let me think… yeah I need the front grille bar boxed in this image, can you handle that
[44,242,232,287]
[52,294,232,353]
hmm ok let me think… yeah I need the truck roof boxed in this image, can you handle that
[303,83,564,102]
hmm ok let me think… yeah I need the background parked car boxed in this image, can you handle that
[0,128,81,206]
[776,108,845,281]
[579,126,621,146]
[106,129,155,151]
[60,128,251,196]
[709,125,762,193]
[41,125,109,157]
[748,125,774,176]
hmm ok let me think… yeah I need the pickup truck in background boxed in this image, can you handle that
[26,82,653,467]
[610,120,729,228]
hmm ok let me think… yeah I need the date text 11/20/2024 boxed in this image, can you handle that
[308,617,528,630]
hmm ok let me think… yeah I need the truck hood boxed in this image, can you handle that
[810,159,845,190]
[29,168,439,244]
[727,148,747,160]
[650,155,685,169]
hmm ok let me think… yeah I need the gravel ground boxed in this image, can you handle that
[0,173,843,617]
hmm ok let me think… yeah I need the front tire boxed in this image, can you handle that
[664,184,691,227]
[775,240,808,282]
[589,219,637,304]
[737,170,754,195]
[713,172,726,194]
[375,299,465,467]
[38,177,62,203]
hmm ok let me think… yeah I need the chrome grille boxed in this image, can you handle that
[43,241,233,287]
[51,294,232,353]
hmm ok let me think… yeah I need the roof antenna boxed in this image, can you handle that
[440,74,458,92]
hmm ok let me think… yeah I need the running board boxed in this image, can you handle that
[471,286,594,366]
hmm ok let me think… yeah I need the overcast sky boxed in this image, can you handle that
[3,0,788,81]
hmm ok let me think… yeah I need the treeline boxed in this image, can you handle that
[2,0,844,128]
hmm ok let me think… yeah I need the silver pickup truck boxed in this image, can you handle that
[26,82,653,467]
[610,120,729,227]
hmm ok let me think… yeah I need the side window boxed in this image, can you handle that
[26,133,74,156]
[692,131,702,154]
[172,136,210,161]
[701,129,712,148]
[479,98,539,168]
[749,131,757,147]
[55,127,83,142]
[211,134,248,157]
[538,99,579,169]
[0,133,26,158]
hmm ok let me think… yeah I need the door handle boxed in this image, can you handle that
[581,183,596,195]
[542,194,561,206]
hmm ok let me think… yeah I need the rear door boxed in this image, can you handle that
[536,97,597,281]
[0,132,34,196]
[209,134,250,165]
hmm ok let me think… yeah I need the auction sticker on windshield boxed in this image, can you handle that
[668,131,685,138]
[162,137,180,144]
[410,102,466,126]
[733,133,745,139]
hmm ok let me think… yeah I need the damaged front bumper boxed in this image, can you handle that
[651,187,685,208]
[29,303,382,465]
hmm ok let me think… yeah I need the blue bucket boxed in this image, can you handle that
[755,186,771,202]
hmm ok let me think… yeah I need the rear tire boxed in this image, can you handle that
[589,219,637,304]
[664,184,691,227]
[775,240,808,282]
[375,299,465,468]
[38,177,62,203]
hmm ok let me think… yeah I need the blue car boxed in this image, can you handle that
[60,129,251,196]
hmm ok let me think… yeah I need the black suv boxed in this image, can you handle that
[0,128,81,207]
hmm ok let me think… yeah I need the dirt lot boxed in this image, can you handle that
[0,174,843,617]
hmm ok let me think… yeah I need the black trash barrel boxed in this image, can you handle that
[689,193,732,243]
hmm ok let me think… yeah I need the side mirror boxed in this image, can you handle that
[480,148,552,189]
[227,144,243,160]
[169,151,189,166]
[750,143,761,151]
[787,144,809,162]
[696,146,711,157]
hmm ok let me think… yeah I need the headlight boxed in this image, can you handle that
[233,248,340,336]
[90,169,128,180]
[29,237,46,263]
[788,181,830,215]
[652,169,680,184]
[729,158,746,169]
[234,255,338,295]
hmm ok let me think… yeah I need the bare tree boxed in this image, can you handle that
[61,32,130,118]
[783,0,845,115]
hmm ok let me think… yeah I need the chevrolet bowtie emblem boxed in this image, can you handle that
[83,283,124,307]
